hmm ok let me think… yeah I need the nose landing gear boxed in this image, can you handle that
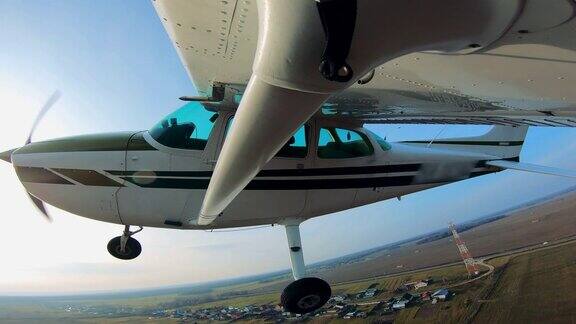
[107,225,143,260]
[280,223,331,314]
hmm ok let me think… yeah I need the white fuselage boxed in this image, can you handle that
[9,113,501,229]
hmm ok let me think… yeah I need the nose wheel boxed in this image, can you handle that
[107,225,142,260]
[280,223,332,314]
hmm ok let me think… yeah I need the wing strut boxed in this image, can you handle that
[487,160,576,178]
[195,0,524,225]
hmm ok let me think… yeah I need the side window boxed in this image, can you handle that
[276,126,308,158]
[225,117,308,158]
[317,127,374,159]
[149,102,219,150]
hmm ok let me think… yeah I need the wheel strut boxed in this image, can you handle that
[285,224,306,280]
[281,222,331,314]
[120,225,143,253]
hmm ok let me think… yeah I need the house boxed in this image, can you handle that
[392,300,408,310]
[403,281,417,290]
[414,279,432,290]
[420,291,431,301]
[332,295,347,303]
[364,288,378,298]
[432,288,451,301]
[405,279,432,291]
[390,293,415,310]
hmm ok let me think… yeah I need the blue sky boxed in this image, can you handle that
[1,1,576,294]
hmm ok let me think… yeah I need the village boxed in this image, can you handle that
[143,278,453,322]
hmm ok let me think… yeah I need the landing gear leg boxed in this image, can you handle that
[107,225,143,260]
[280,223,331,314]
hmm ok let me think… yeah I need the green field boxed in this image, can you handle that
[472,243,576,323]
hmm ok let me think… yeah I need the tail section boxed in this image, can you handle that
[403,126,528,159]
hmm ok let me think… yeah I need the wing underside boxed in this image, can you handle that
[153,0,576,127]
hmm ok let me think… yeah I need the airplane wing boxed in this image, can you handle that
[154,0,576,127]
[152,0,576,225]
[152,0,257,96]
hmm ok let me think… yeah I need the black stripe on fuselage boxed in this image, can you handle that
[15,167,73,185]
[107,163,423,178]
[120,170,495,190]
[52,168,124,187]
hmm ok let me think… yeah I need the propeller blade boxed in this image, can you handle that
[27,193,51,222]
[23,90,60,221]
[26,90,61,145]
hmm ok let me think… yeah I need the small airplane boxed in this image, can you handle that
[3,0,576,314]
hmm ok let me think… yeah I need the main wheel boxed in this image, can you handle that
[107,236,142,260]
[281,277,331,314]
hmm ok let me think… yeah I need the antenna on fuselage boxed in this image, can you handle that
[427,125,449,148]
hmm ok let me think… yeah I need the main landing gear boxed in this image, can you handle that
[280,223,331,314]
[107,225,143,260]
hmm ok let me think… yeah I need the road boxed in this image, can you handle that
[350,236,576,307]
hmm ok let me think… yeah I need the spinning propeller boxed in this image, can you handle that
[0,91,62,221]
[26,91,61,221]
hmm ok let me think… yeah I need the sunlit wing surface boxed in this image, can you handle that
[152,0,258,96]
[153,0,576,126]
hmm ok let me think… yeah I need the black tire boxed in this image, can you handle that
[281,277,331,314]
[107,236,142,260]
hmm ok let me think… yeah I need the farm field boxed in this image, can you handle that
[472,242,576,323]
[2,239,576,323]
[237,191,576,296]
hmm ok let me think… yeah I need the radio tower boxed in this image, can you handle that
[449,222,479,276]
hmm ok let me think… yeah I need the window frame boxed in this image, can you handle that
[364,129,392,152]
[148,102,221,152]
[316,126,375,160]
[222,115,311,160]
[146,110,224,160]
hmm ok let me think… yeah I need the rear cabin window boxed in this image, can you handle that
[149,102,218,150]
[317,127,374,159]
[225,117,309,158]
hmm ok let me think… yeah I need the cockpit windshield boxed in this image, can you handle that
[149,102,218,150]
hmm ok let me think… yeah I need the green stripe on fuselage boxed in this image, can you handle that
[14,132,156,154]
